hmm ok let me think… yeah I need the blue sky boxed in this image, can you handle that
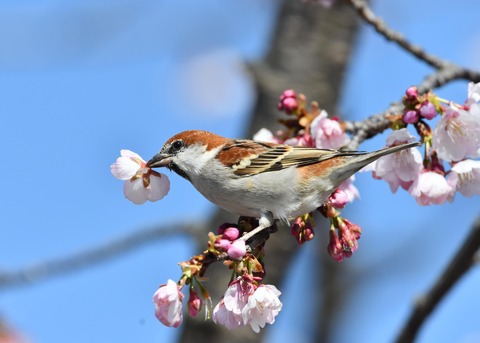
[0,1,479,342]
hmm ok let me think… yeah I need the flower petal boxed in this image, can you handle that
[147,173,170,202]
[123,178,148,204]
[110,156,141,180]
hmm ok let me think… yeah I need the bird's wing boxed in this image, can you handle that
[216,140,357,177]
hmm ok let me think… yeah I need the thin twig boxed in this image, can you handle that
[0,223,203,290]
[395,217,480,343]
[346,0,447,69]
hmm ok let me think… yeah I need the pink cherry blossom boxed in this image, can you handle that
[466,81,480,106]
[310,110,349,149]
[111,149,170,204]
[432,104,480,162]
[227,240,247,259]
[212,299,244,330]
[372,129,423,192]
[242,285,282,333]
[408,171,453,206]
[153,279,184,328]
[213,278,254,330]
[447,159,480,197]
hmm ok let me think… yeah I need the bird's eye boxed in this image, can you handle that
[171,140,184,152]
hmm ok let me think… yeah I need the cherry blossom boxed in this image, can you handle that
[111,149,170,204]
[466,81,480,106]
[408,171,453,206]
[153,279,184,328]
[241,285,282,333]
[432,104,480,162]
[372,129,422,192]
[213,279,253,330]
[447,159,480,197]
[310,110,349,149]
[212,299,244,330]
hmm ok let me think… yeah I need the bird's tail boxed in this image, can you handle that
[332,141,421,184]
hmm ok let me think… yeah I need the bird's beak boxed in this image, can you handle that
[146,153,172,168]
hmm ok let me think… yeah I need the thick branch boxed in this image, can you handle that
[395,217,480,343]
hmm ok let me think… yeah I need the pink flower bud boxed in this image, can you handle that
[222,227,240,241]
[153,279,184,328]
[214,238,232,251]
[343,219,362,240]
[403,110,419,124]
[227,240,246,259]
[327,230,344,262]
[303,227,314,241]
[329,189,348,208]
[419,102,437,120]
[217,223,237,235]
[187,289,202,317]
[406,86,418,99]
[282,89,297,99]
[282,97,299,114]
[339,229,358,256]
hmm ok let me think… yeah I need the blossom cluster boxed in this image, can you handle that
[152,220,282,332]
[372,83,480,205]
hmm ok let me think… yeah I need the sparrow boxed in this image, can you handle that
[147,130,420,241]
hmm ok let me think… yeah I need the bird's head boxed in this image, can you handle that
[147,130,229,181]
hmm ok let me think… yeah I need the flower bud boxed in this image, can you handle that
[329,189,348,209]
[227,240,246,259]
[406,86,418,99]
[222,227,240,241]
[187,289,202,317]
[419,101,437,120]
[214,238,231,251]
[403,110,419,124]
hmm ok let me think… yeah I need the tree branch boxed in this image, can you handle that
[346,0,447,69]
[344,66,480,150]
[0,223,202,290]
[395,216,480,343]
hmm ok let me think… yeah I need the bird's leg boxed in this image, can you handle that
[239,211,274,242]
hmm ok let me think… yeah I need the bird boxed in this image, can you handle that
[147,130,420,242]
